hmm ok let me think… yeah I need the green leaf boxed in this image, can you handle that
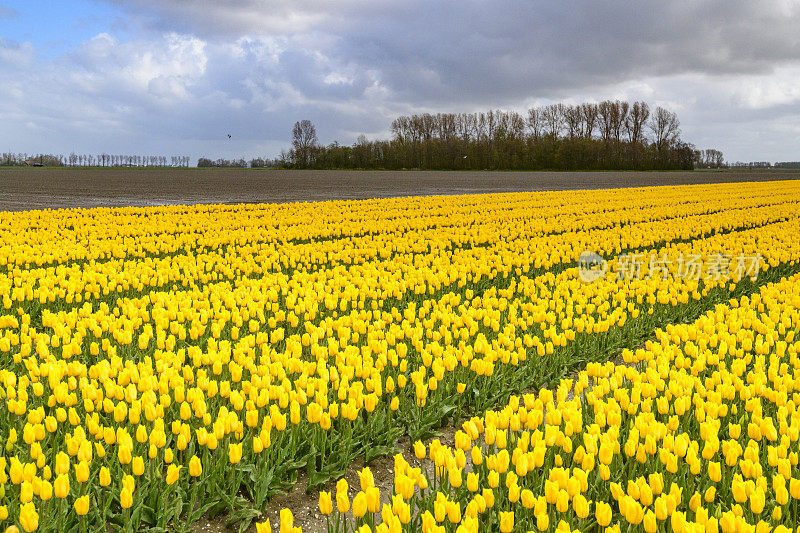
[366,444,396,463]
[308,463,346,490]
[190,500,218,522]
[226,507,261,528]
[207,500,229,519]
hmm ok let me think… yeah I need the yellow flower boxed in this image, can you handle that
[413,441,426,460]
[319,491,333,515]
[499,511,514,533]
[132,456,145,476]
[54,474,69,499]
[556,489,569,513]
[599,442,614,465]
[708,462,721,482]
[166,464,181,485]
[573,494,590,519]
[449,467,463,488]
[19,502,38,533]
[255,520,270,533]
[359,467,374,491]
[789,478,800,499]
[466,472,479,492]
[366,487,380,513]
[228,442,243,464]
[39,481,52,501]
[189,455,202,477]
[120,487,133,509]
[731,476,747,503]
[279,508,294,533]
[750,486,765,514]
[100,467,111,487]
[336,479,350,513]
[74,495,90,516]
[353,491,368,519]
[537,513,549,531]
[643,510,657,533]
[595,501,612,527]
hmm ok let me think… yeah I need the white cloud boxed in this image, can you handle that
[0,39,34,68]
[1,0,800,162]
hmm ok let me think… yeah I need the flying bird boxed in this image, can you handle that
[227,134,232,139]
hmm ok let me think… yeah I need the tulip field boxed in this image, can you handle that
[1,180,800,532]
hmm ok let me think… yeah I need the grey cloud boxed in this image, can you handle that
[3,1,800,163]
[100,0,800,107]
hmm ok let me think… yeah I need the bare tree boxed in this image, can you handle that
[649,106,680,150]
[597,101,615,142]
[292,119,318,167]
[580,103,598,139]
[563,105,583,139]
[508,111,526,140]
[611,101,629,142]
[541,104,564,139]
[526,108,544,140]
[625,101,650,144]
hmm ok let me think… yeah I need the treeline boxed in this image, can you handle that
[730,162,800,169]
[1,153,191,167]
[284,101,708,171]
[197,157,283,168]
[1,153,64,167]
[693,149,725,169]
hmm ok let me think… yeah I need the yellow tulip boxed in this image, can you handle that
[54,474,69,499]
[499,511,514,533]
[18,503,38,533]
[166,464,181,485]
[120,487,133,509]
[228,442,243,464]
[352,491,368,519]
[100,467,111,487]
[279,508,294,533]
[74,495,90,516]
[336,479,350,513]
[189,455,202,477]
[358,467,374,491]
[318,491,333,515]
[413,441,426,460]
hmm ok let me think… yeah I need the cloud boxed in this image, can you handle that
[100,0,800,106]
[0,4,19,19]
[0,41,35,75]
[1,0,799,162]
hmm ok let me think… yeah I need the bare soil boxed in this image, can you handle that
[1,167,799,211]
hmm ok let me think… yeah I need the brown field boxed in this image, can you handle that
[1,167,800,211]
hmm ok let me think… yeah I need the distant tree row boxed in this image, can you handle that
[197,157,283,168]
[693,149,725,169]
[67,154,191,167]
[283,101,709,171]
[1,153,190,167]
[1,153,65,167]
[730,161,800,169]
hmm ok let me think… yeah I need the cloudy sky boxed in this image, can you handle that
[1,0,799,163]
